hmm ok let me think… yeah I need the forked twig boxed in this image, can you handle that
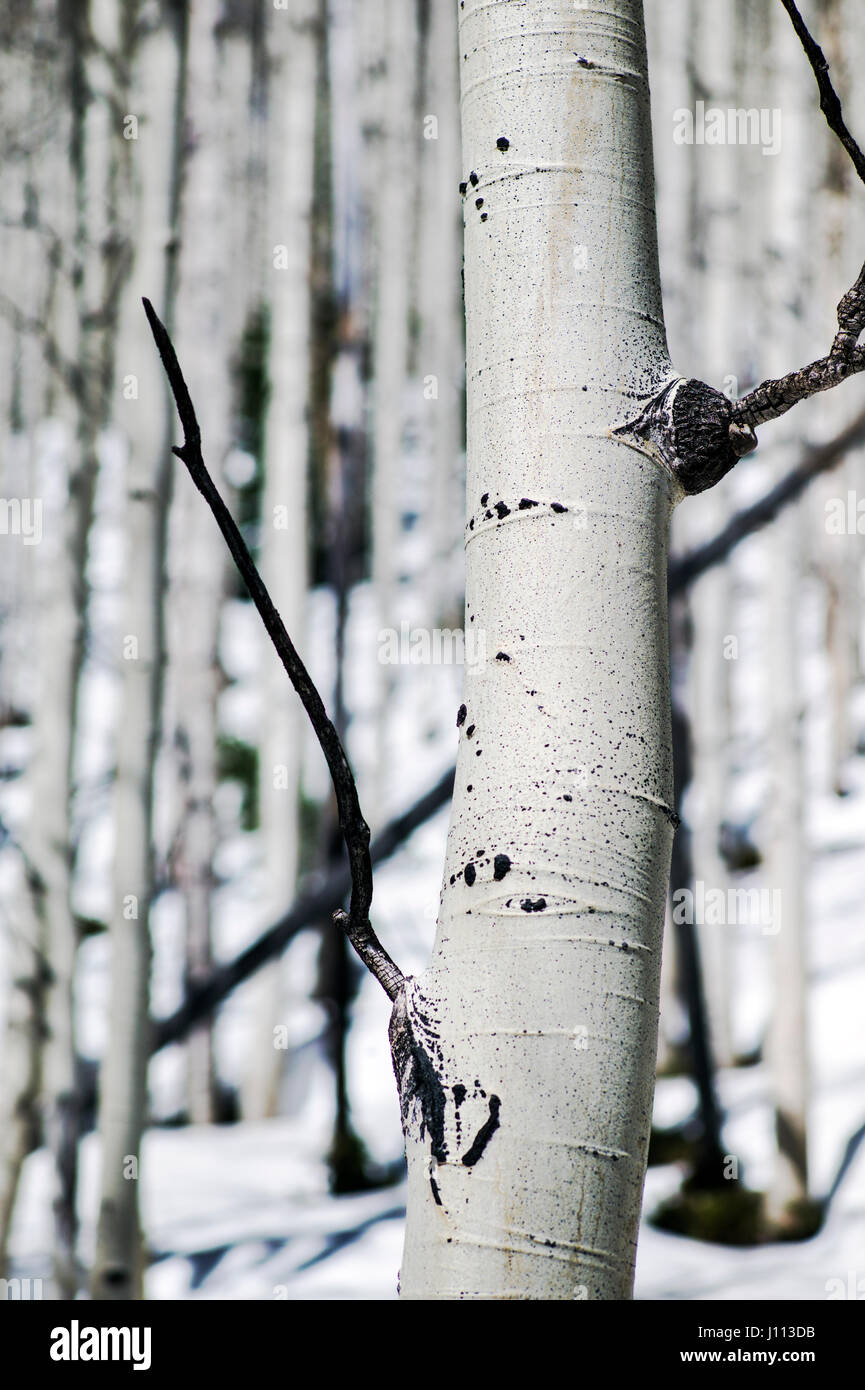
[733,3,865,430]
[142,296,404,1001]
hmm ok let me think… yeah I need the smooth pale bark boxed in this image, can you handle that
[241,0,317,1121]
[91,5,184,1300]
[397,0,679,1300]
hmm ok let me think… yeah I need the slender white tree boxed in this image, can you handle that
[241,0,318,1121]
[395,0,698,1299]
[91,0,185,1300]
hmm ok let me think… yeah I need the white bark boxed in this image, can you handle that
[397,0,679,1300]
[91,4,183,1299]
[240,0,318,1121]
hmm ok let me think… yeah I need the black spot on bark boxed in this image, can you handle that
[452,1084,467,1108]
[430,1173,443,1205]
[466,723,475,737]
[469,171,479,186]
[475,197,484,209]
[480,492,489,505]
[518,497,538,509]
[459,181,467,195]
[464,862,476,886]
[493,854,511,881]
[456,703,467,727]
[520,897,547,912]
[496,136,510,151]
[494,501,511,518]
[462,1095,501,1167]
[495,651,511,662]
[551,502,568,513]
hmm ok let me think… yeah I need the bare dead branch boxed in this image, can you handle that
[142,296,404,1003]
[732,4,865,429]
[778,0,865,186]
[731,345,865,431]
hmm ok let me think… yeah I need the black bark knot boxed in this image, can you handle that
[671,379,756,495]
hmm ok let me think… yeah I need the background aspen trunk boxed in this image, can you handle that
[396,0,679,1300]
[241,0,318,1121]
[91,3,185,1300]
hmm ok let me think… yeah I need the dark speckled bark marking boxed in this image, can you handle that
[462,1095,501,1167]
[464,862,476,886]
[493,853,511,881]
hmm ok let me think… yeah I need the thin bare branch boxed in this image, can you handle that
[733,4,865,429]
[778,0,865,186]
[732,345,865,430]
[142,296,403,1003]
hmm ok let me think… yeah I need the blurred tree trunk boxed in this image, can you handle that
[29,0,132,1298]
[686,0,737,1070]
[398,0,680,1299]
[0,859,46,1273]
[418,0,464,628]
[170,0,236,1127]
[241,0,319,1121]
[91,0,185,1300]
[369,0,417,816]
[0,17,56,1273]
[761,0,811,1232]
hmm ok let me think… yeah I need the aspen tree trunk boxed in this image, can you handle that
[761,4,811,1229]
[396,0,681,1300]
[0,31,54,1265]
[172,0,235,1126]
[685,0,737,1069]
[817,0,857,796]
[645,0,690,1073]
[418,0,464,627]
[241,0,318,1121]
[91,1,185,1300]
[370,0,417,814]
[30,0,130,1297]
